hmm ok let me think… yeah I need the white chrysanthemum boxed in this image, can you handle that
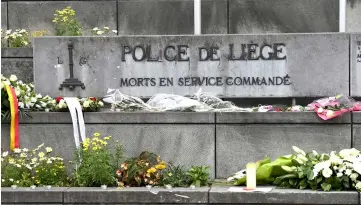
[9,75,17,82]
[340,148,360,159]
[14,148,21,153]
[346,169,353,176]
[6,30,12,34]
[15,164,21,168]
[9,178,13,182]
[14,88,21,96]
[353,162,361,174]
[31,97,37,103]
[103,26,109,30]
[83,101,90,108]
[20,153,27,158]
[351,173,359,181]
[98,101,104,107]
[93,27,99,31]
[317,107,324,113]
[96,30,104,35]
[46,160,52,164]
[112,30,118,33]
[322,168,333,178]
[336,172,343,177]
[22,148,28,152]
[45,147,52,153]
[292,146,306,156]
[2,151,8,157]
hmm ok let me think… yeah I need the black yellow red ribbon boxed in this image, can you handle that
[4,84,19,150]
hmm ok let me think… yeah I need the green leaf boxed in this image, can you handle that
[299,180,307,189]
[321,183,332,191]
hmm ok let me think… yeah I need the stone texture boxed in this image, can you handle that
[8,1,117,36]
[1,124,215,178]
[1,112,215,124]
[1,58,33,83]
[34,34,349,98]
[353,124,361,150]
[201,0,227,34]
[346,0,361,32]
[1,2,7,31]
[209,186,358,204]
[229,0,339,34]
[1,187,68,203]
[216,112,351,124]
[118,0,193,35]
[216,125,351,178]
[2,48,33,58]
[64,187,209,203]
[354,112,361,123]
[351,34,361,97]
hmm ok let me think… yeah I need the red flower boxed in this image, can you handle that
[56,96,63,103]
[89,97,96,101]
[116,170,122,176]
[275,108,282,112]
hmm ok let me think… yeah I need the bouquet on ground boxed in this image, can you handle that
[229,146,361,192]
[79,97,104,112]
[306,94,359,120]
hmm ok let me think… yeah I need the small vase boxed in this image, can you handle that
[190,185,196,189]
[46,185,52,190]
[45,108,50,112]
[11,185,17,189]
[165,184,172,189]
[30,185,36,190]
[101,185,107,189]
[146,185,152,190]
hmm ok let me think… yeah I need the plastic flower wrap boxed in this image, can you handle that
[306,94,358,120]
[103,89,152,111]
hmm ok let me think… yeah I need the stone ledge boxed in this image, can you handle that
[1,112,215,124]
[215,112,351,124]
[2,112,356,124]
[64,187,209,204]
[354,112,361,123]
[209,186,359,204]
[1,187,69,203]
[1,48,33,58]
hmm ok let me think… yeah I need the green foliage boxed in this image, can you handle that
[160,164,190,187]
[116,151,166,187]
[53,6,82,36]
[72,134,117,187]
[186,166,210,187]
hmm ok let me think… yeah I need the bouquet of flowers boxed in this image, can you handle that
[306,95,358,120]
[229,146,361,192]
[79,97,104,112]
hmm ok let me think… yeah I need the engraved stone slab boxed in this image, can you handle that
[34,34,349,98]
[351,34,361,97]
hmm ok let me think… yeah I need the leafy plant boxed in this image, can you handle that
[160,163,190,187]
[1,144,67,187]
[1,29,30,47]
[32,30,47,37]
[186,166,210,187]
[72,133,117,187]
[53,6,82,36]
[116,151,166,187]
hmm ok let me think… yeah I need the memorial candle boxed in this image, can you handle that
[246,163,257,190]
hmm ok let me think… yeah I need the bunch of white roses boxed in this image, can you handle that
[91,26,117,36]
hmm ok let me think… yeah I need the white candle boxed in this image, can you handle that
[246,163,256,190]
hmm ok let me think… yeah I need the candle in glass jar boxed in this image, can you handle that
[246,163,257,190]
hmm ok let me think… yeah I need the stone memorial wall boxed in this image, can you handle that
[33,34,350,98]
[352,34,361,97]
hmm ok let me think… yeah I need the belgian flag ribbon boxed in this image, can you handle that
[4,84,19,150]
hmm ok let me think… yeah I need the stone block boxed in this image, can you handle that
[351,34,361,97]
[201,0,227,34]
[1,187,68,203]
[354,112,361,123]
[118,0,193,35]
[1,2,7,31]
[8,1,117,36]
[1,124,215,177]
[209,186,358,204]
[34,34,349,98]
[216,125,351,178]
[64,187,209,203]
[216,112,351,124]
[2,112,215,124]
[347,0,361,32]
[229,0,339,34]
[1,48,33,58]
[1,58,33,83]
[353,124,361,149]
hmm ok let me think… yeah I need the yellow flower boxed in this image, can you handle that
[92,147,98,151]
[147,167,157,174]
[155,164,166,170]
[94,133,100,137]
[38,152,45,158]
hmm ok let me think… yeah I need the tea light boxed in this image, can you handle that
[101,185,107,190]
[30,185,36,190]
[11,185,17,189]
[246,162,256,190]
[146,185,152,190]
[46,185,52,190]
